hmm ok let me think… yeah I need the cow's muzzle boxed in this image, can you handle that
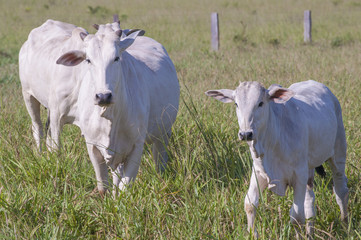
[239,131,253,141]
[95,92,112,106]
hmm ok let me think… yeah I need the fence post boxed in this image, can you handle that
[211,12,219,51]
[113,14,119,22]
[304,10,312,43]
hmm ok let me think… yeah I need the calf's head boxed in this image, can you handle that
[56,25,144,107]
[205,82,295,141]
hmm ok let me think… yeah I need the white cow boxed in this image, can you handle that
[19,19,180,195]
[206,80,348,238]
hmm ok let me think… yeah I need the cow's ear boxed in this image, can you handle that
[267,87,295,103]
[118,29,145,51]
[79,32,88,41]
[125,29,145,37]
[56,51,86,66]
[205,89,235,103]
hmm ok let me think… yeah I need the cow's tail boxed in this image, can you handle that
[315,165,326,178]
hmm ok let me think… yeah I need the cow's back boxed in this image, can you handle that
[19,20,77,65]
[25,20,76,52]
[288,80,344,167]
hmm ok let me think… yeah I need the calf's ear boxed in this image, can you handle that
[56,51,86,66]
[205,89,235,103]
[267,87,295,103]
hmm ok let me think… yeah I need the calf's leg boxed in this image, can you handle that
[328,156,348,221]
[244,168,268,238]
[305,169,316,239]
[290,174,307,239]
[329,123,349,221]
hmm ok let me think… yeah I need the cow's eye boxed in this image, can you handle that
[114,56,120,62]
[235,102,238,107]
[86,59,91,64]
[258,101,264,107]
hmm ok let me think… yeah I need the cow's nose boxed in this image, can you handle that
[95,92,112,106]
[239,131,253,141]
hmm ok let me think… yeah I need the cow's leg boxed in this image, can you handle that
[86,144,109,195]
[118,143,144,191]
[244,168,268,238]
[112,164,124,197]
[46,111,62,151]
[329,124,349,221]
[23,93,43,151]
[152,133,170,173]
[290,174,307,239]
[328,155,348,221]
[305,169,316,239]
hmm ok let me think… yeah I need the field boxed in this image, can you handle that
[0,0,360,239]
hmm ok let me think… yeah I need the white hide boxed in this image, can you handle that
[19,20,180,194]
[206,80,348,238]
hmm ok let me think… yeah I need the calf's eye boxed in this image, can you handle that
[235,102,238,107]
[258,101,264,107]
[86,59,91,64]
[114,56,120,62]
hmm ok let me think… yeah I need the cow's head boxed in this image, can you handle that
[56,24,145,107]
[205,82,295,142]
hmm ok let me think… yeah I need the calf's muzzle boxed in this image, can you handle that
[239,131,253,141]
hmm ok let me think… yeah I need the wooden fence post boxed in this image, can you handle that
[304,10,312,43]
[211,12,219,51]
[113,14,119,22]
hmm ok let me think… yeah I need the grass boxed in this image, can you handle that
[1,0,361,239]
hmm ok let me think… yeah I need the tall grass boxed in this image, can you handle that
[1,0,360,239]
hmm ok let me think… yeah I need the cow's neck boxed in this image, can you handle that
[249,103,289,195]
[251,102,283,159]
[101,71,130,122]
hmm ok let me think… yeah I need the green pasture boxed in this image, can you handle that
[0,0,360,239]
